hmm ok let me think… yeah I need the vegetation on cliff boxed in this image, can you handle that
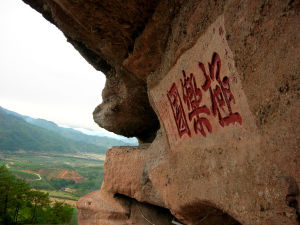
[0,165,75,224]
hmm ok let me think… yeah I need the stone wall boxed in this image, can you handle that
[23,0,299,224]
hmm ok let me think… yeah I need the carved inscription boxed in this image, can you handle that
[167,52,242,138]
[180,70,212,137]
[167,83,191,138]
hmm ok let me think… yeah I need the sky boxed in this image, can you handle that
[0,0,107,131]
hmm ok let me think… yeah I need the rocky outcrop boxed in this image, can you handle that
[23,0,164,141]
[23,0,299,224]
[77,189,173,225]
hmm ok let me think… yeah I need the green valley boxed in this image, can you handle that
[0,106,134,224]
[0,151,105,202]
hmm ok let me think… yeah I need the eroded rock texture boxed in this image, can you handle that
[23,0,165,141]
[23,0,300,224]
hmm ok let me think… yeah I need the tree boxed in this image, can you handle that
[28,190,50,224]
[47,202,74,224]
[0,165,74,224]
[0,165,17,225]
[12,179,31,223]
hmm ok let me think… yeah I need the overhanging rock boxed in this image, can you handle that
[22,0,300,224]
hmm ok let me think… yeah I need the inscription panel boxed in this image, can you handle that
[167,52,242,139]
[150,15,253,148]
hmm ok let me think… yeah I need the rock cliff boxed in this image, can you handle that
[23,0,299,224]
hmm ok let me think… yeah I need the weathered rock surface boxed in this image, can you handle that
[23,0,163,141]
[23,0,299,224]
[77,189,173,225]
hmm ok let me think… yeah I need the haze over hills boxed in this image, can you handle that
[0,106,137,153]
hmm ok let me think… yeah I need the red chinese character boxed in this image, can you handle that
[180,70,212,137]
[199,52,242,127]
[167,83,191,138]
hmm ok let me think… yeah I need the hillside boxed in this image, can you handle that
[0,107,138,153]
[1,107,137,147]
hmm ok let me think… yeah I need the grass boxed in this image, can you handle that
[30,178,54,190]
[50,197,77,207]
[45,190,79,201]
[8,168,39,180]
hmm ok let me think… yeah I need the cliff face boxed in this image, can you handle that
[23,0,300,224]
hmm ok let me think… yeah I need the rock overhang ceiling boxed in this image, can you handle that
[23,0,174,141]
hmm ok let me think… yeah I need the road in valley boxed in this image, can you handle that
[6,162,42,181]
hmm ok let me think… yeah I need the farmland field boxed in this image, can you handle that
[0,150,105,202]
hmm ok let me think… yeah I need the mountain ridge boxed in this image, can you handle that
[0,106,137,153]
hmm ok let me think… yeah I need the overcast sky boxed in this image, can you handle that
[0,0,107,131]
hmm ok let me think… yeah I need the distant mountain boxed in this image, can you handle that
[72,128,138,146]
[1,107,138,146]
[0,106,137,153]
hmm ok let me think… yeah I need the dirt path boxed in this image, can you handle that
[5,163,41,181]
[23,169,42,181]
[5,162,14,168]
[33,172,42,180]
